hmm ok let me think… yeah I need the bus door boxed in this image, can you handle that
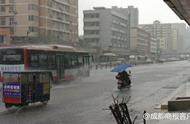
[56,55,65,79]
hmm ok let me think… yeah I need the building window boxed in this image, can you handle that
[29,27,38,32]
[84,13,99,18]
[9,0,14,3]
[85,38,99,42]
[84,30,99,35]
[0,0,5,4]
[0,6,5,12]
[28,15,38,21]
[0,17,6,25]
[48,0,53,7]
[9,17,14,25]
[28,15,34,21]
[9,6,14,12]
[28,4,38,11]
[84,22,99,26]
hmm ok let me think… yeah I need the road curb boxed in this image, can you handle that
[155,83,186,110]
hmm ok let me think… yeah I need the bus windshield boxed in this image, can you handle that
[0,49,24,64]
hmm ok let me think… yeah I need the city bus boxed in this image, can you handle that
[0,44,91,82]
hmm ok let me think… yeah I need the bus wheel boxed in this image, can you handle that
[5,103,12,108]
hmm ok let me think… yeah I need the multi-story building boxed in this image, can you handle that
[184,27,190,52]
[159,38,167,50]
[83,7,131,59]
[0,0,78,45]
[130,27,158,60]
[117,6,138,28]
[127,6,138,28]
[171,23,186,52]
[139,20,186,53]
[130,27,150,55]
[149,37,158,59]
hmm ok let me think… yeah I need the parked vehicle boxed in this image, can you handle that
[2,71,52,108]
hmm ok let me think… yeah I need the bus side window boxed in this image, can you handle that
[78,56,83,66]
[30,54,39,67]
[64,55,72,69]
[83,56,89,66]
[48,54,56,69]
[39,54,48,67]
[71,55,78,67]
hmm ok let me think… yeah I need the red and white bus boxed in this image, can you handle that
[0,45,91,82]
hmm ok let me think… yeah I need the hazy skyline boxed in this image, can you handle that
[79,0,185,35]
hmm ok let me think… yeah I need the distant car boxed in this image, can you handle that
[146,59,153,63]
[168,57,177,61]
[158,59,166,63]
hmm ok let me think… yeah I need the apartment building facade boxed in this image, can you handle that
[127,6,138,28]
[0,0,78,45]
[139,20,186,53]
[149,37,158,58]
[83,7,130,57]
[130,27,150,55]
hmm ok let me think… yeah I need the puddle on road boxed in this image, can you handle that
[0,102,49,115]
[0,101,6,113]
[162,86,178,89]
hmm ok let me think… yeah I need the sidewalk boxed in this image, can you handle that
[157,82,190,124]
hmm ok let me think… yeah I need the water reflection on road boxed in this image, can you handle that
[0,61,190,124]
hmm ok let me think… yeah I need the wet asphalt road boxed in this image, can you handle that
[0,61,190,124]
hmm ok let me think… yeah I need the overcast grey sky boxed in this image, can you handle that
[79,0,185,35]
